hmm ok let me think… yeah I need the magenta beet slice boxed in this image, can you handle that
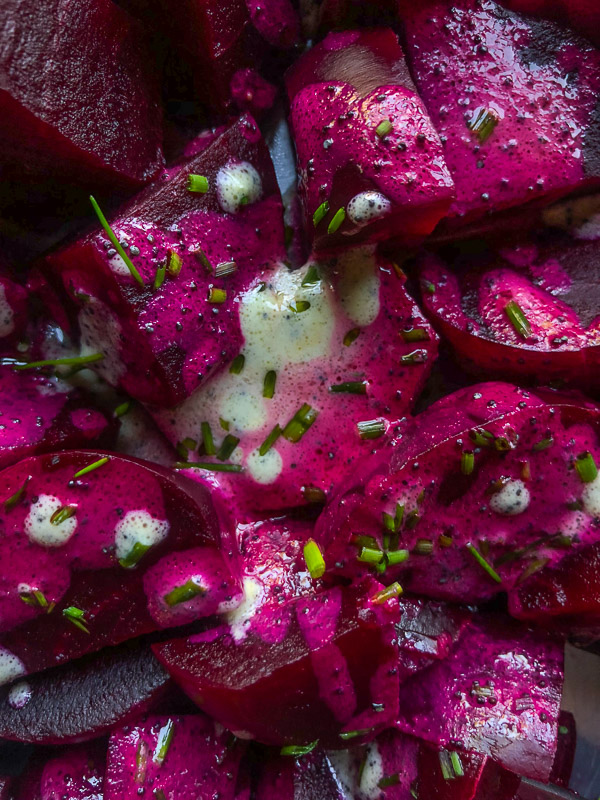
[0,449,237,678]
[285,29,454,251]
[400,0,600,228]
[315,382,600,603]
[0,0,163,191]
[419,234,600,392]
[153,581,400,747]
[418,745,521,800]
[46,115,285,407]
[153,249,438,512]
[105,714,245,799]
[0,644,169,744]
[396,615,564,783]
[256,751,347,800]
[15,741,106,798]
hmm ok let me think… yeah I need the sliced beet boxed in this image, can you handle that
[418,745,521,800]
[285,29,454,251]
[256,750,347,800]
[396,615,564,783]
[153,249,437,512]
[316,382,600,603]
[0,0,163,191]
[0,449,238,679]
[0,643,169,744]
[18,740,106,798]
[399,0,600,228]
[105,714,245,799]
[45,114,285,408]
[153,580,400,747]
[418,234,600,392]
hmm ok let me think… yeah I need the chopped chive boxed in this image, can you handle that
[339,728,373,741]
[401,327,430,343]
[219,418,230,431]
[89,196,144,286]
[217,434,240,461]
[439,533,453,548]
[200,421,216,456]
[263,370,277,399]
[467,107,499,143]
[114,400,132,418]
[494,436,513,452]
[313,201,330,227]
[559,725,569,735]
[386,549,409,565]
[375,119,393,138]
[259,424,282,457]
[352,534,380,550]
[329,380,367,395]
[423,280,436,295]
[229,354,245,374]
[378,774,400,789]
[382,502,404,533]
[19,589,49,608]
[63,606,90,634]
[461,451,475,476]
[164,579,206,607]
[191,244,212,272]
[215,260,237,278]
[281,740,319,757]
[282,403,318,443]
[301,265,321,286]
[575,451,598,483]
[405,510,420,530]
[357,418,386,440]
[175,461,244,473]
[302,485,327,504]
[466,543,502,583]
[505,300,531,339]
[135,740,149,784]
[343,328,360,346]
[439,750,454,781]
[533,437,554,451]
[208,287,227,304]
[166,249,183,276]
[50,505,76,526]
[187,174,209,193]
[4,477,30,510]
[358,546,385,564]
[469,428,494,447]
[118,541,152,569]
[304,538,326,579]
[13,353,104,371]
[371,582,403,604]
[401,349,428,365]
[181,437,197,451]
[327,208,346,235]
[73,456,110,479]
[153,262,166,290]
[414,538,433,555]
[450,751,464,777]
[153,718,175,765]
[289,300,311,313]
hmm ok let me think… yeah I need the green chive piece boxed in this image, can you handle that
[371,582,403,604]
[469,429,494,447]
[4,477,30,511]
[559,725,569,735]
[405,510,420,530]
[423,280,436,295]
[181,437,197,451]
[302,485,327,504]
[378,774,401,789]
[263,370,277,399]
[358,546,385,564]
[153,262,166,290]
[343,328,360,346]
[375,119,393,138]
[201,421,216,456]
[153,718,175,765]
[467,107,499,143]
[301,265,321,286]
[259,424,282,457]
[229,354,245,374]
[175,461,244,473]
[466,543,502,583]
[118,541,152,569]
[414,538,433,555]
[217,434,240,461]
[167,250,183,277]
[329,380,367,395]
[208,287,227,304]
[401,349,428,365]
[401,327,430,343]
[164,579,205,607]
[290,300,311,313]
[280,741,319,757]
[352,534,380,550]
[176,439,193,459]
[215,260,237,278]
[13,353,104,371]
[282,404,318,443]
[386,549,409,566]
[505,300,531,339]
[135,739,149,784]
[304,538,326,579]
[114,400,132,418]
[382,502,404,533]
[450,751,464,777]
[533,437,554,452]
[73,456,110,479]
[439,750,454,781]
[461,451,475,476]
[339,728,373,741]
[327,208,346,235]
[575,451,598,483]
[89,196,144,286]
[313,201,330,227]
[50,505,77,526]
[19,589,49,608]
[187,174,209,193]
[357,418,386,440]
[219,418,230,431]
[63,606,90,634]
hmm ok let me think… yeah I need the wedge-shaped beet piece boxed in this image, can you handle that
[396,615,564,782]
[418,744,521,800]
[153,580,400,747]
[400,0,600,227]
[500,0,600,47]
[46,115,285,407]
[105,714,245,800]
[419,234,600,392]
[0,0,163,191]
[0,643,169,744]
[285,30,454,251]
[15,741,106,798]
[0,449,237,680]
[153,249,437,511]
[316,382,600,603]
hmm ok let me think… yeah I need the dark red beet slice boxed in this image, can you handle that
[399,0,600,228]
[500,0,600,47]
[105,714,245,799]
[13,740,106,798]
[46,115,285,407]
[285,29,454,251]
[0,643,169,744]
[419,234,600,392]
[0,0,163,191]
[153,580,400,747]
[396,615,564,783]
[418,745,521,800]
[256,751,347,800]
[316,382,600,604]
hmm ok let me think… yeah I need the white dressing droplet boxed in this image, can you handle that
[346,191,391,228]
[216,161,262,214]
[8,681,32,709]
[489,479,530,516]
[0,649,25,687]
[24,495,77,547]
[114,510,170,561]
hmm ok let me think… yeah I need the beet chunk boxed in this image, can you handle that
[418,745,521,800]
[0,0,163,191]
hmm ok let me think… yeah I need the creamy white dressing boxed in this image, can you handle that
[0,648,25,687]
[337,247,381,326]
[246,447,283,484]
[346,191,391,228]
[325,750,357,800]
[582,474,600,516]
[358,742,385,800]
[78,299,126,386]
[0,284,15,338]
[24,495,77,547]
[226,576,265,642]
[489,479,530,516]
[7,680,32,709]
[114,510,169,561]
[216,161,262,214]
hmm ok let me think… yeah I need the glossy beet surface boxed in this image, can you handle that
[14,740,106,798]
